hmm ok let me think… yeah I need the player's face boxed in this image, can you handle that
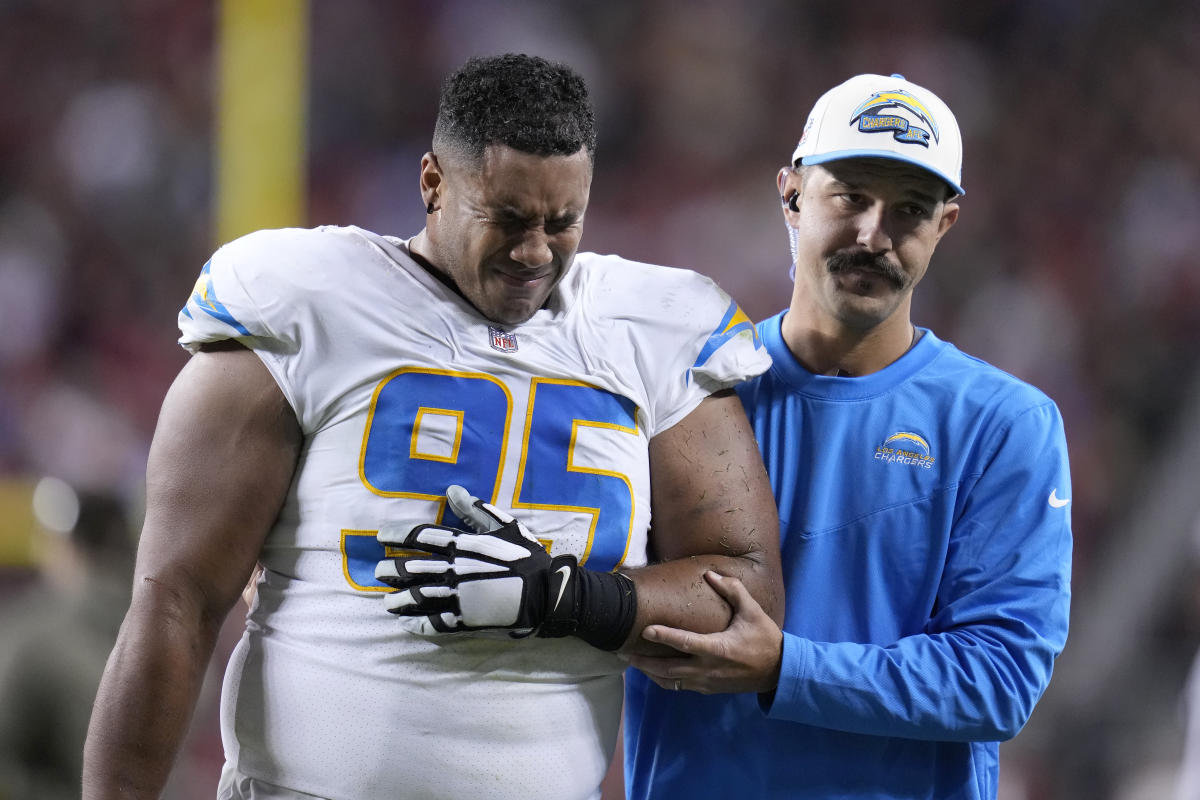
[426,144,592,326]
[782,159,958,331]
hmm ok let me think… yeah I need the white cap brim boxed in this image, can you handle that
[797,149,965,197]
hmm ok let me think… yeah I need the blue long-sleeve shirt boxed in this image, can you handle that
[624,313,1073,799]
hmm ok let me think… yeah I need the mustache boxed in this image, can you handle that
[827,250,905,287]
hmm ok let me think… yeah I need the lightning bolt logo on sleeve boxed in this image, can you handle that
[685,300,762,386]
[180,260,252,336]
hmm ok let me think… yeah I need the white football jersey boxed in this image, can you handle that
[178,225,769,800]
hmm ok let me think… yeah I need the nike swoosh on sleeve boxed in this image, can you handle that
[1048,489,1071,508]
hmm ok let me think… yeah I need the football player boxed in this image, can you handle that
[83,54,782,800]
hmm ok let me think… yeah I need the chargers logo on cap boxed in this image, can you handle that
[849,89,939,148]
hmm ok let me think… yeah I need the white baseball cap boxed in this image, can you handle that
[791,73,964,197]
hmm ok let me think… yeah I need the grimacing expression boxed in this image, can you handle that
[783,158,958,330]
[425,144,593,326]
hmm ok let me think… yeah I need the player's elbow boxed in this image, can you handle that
[737,550,786,626]
[724,514,784,625]
[761,564,786,626]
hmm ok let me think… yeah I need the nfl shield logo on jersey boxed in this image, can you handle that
[489,326,518,353]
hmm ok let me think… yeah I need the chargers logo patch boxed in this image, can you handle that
[850,89,940,148]
[181,260,251,335]
[489,326,518,353]
[875,431,935,469]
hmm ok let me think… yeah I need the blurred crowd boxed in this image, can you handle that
[1,1,1198,798]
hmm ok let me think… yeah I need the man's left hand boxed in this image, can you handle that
[627,570,783,694]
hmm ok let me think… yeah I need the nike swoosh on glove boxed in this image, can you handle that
[374,485,578,637]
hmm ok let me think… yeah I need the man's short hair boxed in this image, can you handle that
[432,53,597,163]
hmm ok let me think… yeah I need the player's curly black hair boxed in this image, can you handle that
[432,53,596,163]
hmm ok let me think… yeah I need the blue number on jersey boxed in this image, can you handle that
[515,378,637,572]
[343,370,639,589]
[360,368,511,509]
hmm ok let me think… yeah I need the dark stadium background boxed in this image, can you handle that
[1,2,1198,798]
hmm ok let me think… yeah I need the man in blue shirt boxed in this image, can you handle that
[623,73,1073,799]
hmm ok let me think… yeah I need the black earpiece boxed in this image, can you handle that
[426,200,435,214]
[785,191,800,212]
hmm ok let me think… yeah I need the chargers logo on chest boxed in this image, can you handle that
[875,431,936,469]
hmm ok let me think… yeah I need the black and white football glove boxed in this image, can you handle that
[375,485,579,638]
[375,485,637,649]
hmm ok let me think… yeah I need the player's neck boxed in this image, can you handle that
[407,232,462,297]
[779,311,918,377]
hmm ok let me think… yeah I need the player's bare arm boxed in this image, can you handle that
[620,389,783,653]
[83,343,301,799]
[624,390,789,688]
